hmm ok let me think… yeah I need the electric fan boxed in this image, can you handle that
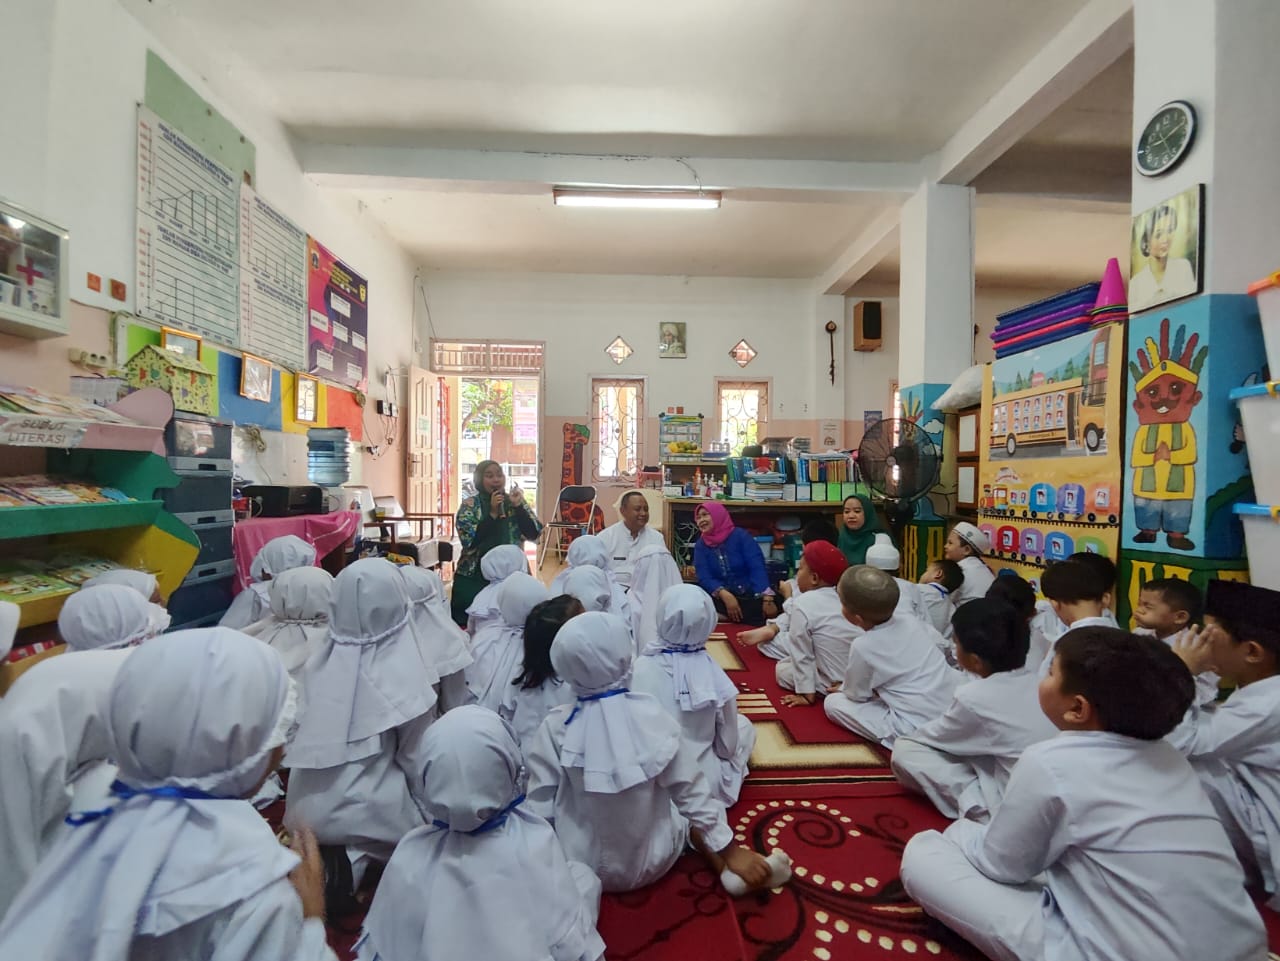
[856,420,940,542]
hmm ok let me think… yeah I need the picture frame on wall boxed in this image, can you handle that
[295,373,318,423]
[160,326,202,360]
[1128,184,1204,313]
[240,352,273,403]
[658,321,687,358]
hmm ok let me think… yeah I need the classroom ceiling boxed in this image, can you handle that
[126,0,1133,287]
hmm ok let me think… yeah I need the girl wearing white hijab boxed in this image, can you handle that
[562,566,612,614]
[400,565,473,712]
[628,541,684,655]
[465,572,549,713]
[465,544,529,637]
[285,558,438,884]
[631,585,756,806]
[498,594,583,752]
[525,612,779,895]
[0,599,16,666]
[549,536,630,621]
[242,567,334,678]
[221,534,317,630]
[355,706,604,961]
[0,627,334,961]
[82,568,161,602]
[58,583,170,652]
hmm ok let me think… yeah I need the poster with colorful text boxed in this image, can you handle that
[306,237,368,390]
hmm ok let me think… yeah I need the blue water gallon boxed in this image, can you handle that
[307,427,351,486]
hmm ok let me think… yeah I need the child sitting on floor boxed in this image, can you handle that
[891,598,1057,821]
[823,567,957,746]
[549,535,630,622]
[1170,580,1280,909]
[563,565,614,614]
[628,540,684,654]
[220,534,317,629]
[243,567,333,680]
[465,572,550,713]
[865,534,931,627]
[754,542,853,706]
[632,585,756,806]
[985,571,1037,624]
[465,544,529,638]
[400,565,473,713]
[942,522,994,606]
[918,558,963,637]
[901,626,1266,961]
[526,612,790,895]
[1030,559,1114,676]
[1134,576,1217,706]
[355,706,605,961]
[748,521,839,659]
[499,594,584,752]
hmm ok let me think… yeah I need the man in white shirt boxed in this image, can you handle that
[597,492,667,589]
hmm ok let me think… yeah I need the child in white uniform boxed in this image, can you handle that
[628,540,684,654]
[221,534,317,629]
[526,612,787,894]
[465,544,529,638]
[355,706,604,961]
[1032,560,1116,678]
[917,558,963,637]
[465,572,550,713]
[823,567,958,747]
[768,542,854,706]
[0,600,15,673]
[243,567,333,678]
[942,522,994,607]
[563,565,614,613]
[400,565,473,713]
[865,534,929,624]
[631,585,755,806]
[549,535,630,620]
[891,598,1057,821]
[1134,576,1218,706]
[1170,580,1280,909]
[742,522,840,662]
[901,626,1265,961]
[499,594,583,752]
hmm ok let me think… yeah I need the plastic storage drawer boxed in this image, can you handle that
[167,575,234,630]
[188,521,234,569]
[162,471,232,518]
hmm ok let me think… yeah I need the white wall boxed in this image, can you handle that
[0,0,417,498]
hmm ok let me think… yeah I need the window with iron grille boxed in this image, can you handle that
[430,339,544,375]
[716,380,768,454]
[590,377,644,481]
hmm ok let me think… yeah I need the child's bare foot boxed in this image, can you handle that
[739,625,778,648]
[781,692,818,707]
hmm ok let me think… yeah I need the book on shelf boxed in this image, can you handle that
[0,474,135,507]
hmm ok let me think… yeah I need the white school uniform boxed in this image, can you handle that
[221,534,317,630]
[597,520,666,589]
[58,583,169,652]
[355,707,604,961]
[1134,626,1219,707]
[755,587,797,661]
[628,542,684,655]
[465,545,530,638]
[892,576,929,624]
[242,567,333,678]
[918,581,953,636]
[900,732,1266,961]
[952,555,995,607]
[774,586,859,695]
[549,536,630,619]
[0,628,336,961]
[630,586,755,806]
[823,613,958,747]
[285,559,439,880]
[0,648,132,916]
[465,573,550,712]
[891,668,1057,820]
[1168,674,1280,908]
[525,613,734,893]
[401,565,473,713]
[500,673,577,754]
[1035,614,1116,679]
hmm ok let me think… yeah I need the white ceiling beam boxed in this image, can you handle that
[931,0,1133,186]
[812,207,901,296]
[299,142,924,196]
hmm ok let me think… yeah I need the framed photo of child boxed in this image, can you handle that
[1128,184,1204,314]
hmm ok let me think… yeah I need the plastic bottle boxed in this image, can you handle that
[694,468,703,496]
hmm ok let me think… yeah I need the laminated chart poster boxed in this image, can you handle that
[136,107,240,345]
[238,185,307,368]
[306,237,368,391]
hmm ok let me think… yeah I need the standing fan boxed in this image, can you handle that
[857,420,940,542]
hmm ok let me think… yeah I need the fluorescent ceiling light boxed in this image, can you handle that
[553,188,721,210]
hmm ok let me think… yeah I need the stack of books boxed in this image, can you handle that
[744,470,786,501]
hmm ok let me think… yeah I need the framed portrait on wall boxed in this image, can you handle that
[1128,184,1204,314]
[658,321,687,358]
[161,326,202,360]
[295,373,318,423]
[240,352,273,403]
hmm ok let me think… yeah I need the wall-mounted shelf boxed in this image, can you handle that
[0,386,172,455]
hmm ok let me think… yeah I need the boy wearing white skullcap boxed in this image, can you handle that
[355,706,604,961]
[865,533,935,626]
[526,612,789,895]
[221,534,317,629]
[943,522,995,606]
[0,627,335,961]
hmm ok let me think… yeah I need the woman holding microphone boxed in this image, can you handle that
[450,460,543,625]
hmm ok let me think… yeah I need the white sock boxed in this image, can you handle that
[720,849,793,897]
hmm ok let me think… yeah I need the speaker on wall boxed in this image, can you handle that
[853,300,882,352]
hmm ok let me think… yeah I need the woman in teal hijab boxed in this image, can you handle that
[837,494,887,566]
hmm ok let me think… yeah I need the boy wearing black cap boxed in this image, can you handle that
[1030,560,1115,677]
[1171,579,1280,909]
[902,626,1265,961]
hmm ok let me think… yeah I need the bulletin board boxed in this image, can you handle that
[977,322,1126,591]
[306,238,369,391]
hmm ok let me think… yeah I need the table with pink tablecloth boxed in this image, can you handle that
[230,511,360,593]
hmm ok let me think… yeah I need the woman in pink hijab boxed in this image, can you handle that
[692,502,771,625]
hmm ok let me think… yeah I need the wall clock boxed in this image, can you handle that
[1135,100,1197,177]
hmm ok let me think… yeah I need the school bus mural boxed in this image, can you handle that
[989,328,1110,459]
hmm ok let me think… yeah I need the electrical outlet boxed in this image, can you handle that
[365,444,382,456]
[68,348,110,369]
[376,400,398,417]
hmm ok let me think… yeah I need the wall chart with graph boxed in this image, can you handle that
[238,185,307,368]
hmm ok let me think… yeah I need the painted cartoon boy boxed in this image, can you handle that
[1129,317,1206,551]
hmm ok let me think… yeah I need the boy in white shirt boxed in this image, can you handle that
[751,520,840,661]
[757,542,853,706]
[1134,576,1218,706]
[864,534,929,625]
[891,598,1057,821]
[942,522,994,607]
[822,566,958,747]
[902,626,1266,961]
[1031,560,1115,677]
[917,559,963,637]
[1170,579,1280,909]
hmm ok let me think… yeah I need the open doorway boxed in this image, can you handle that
[458,377,540,509]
